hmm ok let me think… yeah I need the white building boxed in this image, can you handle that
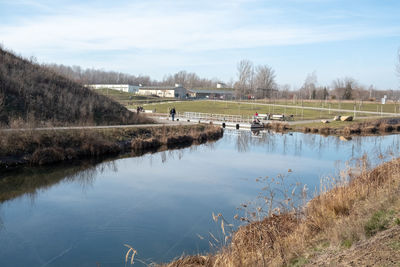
[137,85,187,98]
[217,82,226,89]
[86,84,139,93]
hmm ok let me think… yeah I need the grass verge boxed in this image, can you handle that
[0,124,223,169]
[287,117,400,137]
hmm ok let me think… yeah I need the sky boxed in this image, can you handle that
[0,0,400,89]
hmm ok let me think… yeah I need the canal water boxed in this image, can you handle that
[1,130,400,266]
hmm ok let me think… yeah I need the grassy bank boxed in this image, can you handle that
[162,154,400,266]
[291,117,400,137]
[0,124,223,169]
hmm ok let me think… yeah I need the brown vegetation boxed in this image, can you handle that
[163,155,400,267]
[0,48,150,127]
[298,118,400,137]
[0,125,223,168]
[265,122,289,132]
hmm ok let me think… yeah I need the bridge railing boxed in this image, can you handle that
[182,112,253,123]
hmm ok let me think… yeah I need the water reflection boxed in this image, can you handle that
[0,143,218,205]
[1,131,399,212]
[224,129,400,164]
[0,131,400,267]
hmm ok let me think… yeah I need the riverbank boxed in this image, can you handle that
[0,124,223,169]
[268,117,400,137]
[163,155,400,266]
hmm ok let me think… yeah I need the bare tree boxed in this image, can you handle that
[302,71,317,100]
[235,59,254,99]
[279,84,291,99]
[332,77,356,100]
[254,65,276,98]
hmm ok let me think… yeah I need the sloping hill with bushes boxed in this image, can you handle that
[0,48,149,127]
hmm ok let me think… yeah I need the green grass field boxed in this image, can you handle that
[257,99,400,114]
[141,100,374,121]
[95,89,400,121]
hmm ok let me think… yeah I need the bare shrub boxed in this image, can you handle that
[167,135,194,148]
[362,126,378,134]
[319,127,330,135]
[131,138,161,151]
[379,123,394,133]
[31,147,65,165]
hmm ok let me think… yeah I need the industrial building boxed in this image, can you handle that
[187,88,235,99]
[86,84,139,93]
[137,84,187,98]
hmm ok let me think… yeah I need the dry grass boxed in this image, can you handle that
[0,125,223,168]
[163,154,400,267]
[297,118,400,137]
[265,122,289,132]
[0,47,151,127]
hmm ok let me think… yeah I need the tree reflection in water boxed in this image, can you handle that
[223,129,400,166]
[0,161,113,205]
[0,141,219,206]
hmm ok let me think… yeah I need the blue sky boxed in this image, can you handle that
[1,0,399,89]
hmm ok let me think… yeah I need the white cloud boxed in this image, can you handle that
[1,0,399,88]
[1,0,398,55]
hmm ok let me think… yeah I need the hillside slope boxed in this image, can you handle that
[0,48,148,127]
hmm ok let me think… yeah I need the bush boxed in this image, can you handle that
[31,147,65,165]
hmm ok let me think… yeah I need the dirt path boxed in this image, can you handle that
[1,119,195,132]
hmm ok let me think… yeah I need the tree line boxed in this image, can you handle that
[234,59,400,101]
[44,64,225,89]
[44,49,400,101]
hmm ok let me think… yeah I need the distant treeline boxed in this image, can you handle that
[45,59,400,101]
[0,48,150,127]
[44,64,225,89]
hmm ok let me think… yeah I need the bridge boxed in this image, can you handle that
[155,112,283,129]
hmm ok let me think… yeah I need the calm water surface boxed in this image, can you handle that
[1,130,400,266]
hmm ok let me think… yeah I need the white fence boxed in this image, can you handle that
[182,112,254,123]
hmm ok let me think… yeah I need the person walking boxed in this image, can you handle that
[170,107,176,121]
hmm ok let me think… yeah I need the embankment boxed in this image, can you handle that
[268,118,400,137]
[163,155,400,266]
[0,124,223,169]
